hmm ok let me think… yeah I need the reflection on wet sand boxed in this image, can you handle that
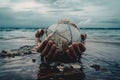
[37,62,85,80]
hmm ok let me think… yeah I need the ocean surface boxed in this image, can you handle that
[0,27,120,80]
[0,27,120,50]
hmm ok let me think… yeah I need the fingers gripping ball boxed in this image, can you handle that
[81,33,87,41]
[78,43,86,52]
[36,40,48,52]
[35,29,44,38]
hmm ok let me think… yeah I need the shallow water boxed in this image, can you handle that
[83,42,120,80]
[0,28,120,50]
[0,28,120,80]
[0,29,35,50]
[0,42,120,80]
[0,54,40,80]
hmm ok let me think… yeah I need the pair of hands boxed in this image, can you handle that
[35,29,86,62]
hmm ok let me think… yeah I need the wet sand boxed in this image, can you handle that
[0,41,120,80]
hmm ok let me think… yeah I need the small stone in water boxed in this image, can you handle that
[2,50,7,53]
[101,68,108,72]
[32,59,36,63]
[90,64,100,71]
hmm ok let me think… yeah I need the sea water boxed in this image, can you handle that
[0,27,120,80]
[0,27,120,50]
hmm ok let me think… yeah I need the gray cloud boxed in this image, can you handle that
[35,0,57,3]
[0,0,120,28]
[0,7,14,20]
[47,8,83,13]
[99,19,120,24]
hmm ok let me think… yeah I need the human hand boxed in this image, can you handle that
[35,29,44,43]
[65,42,86,61]
[35,40,86,62]
[35,29,61,63]
[35,29,44,38]
[81,33,87,44]
[36,40,60,58]
[35,29,86,62]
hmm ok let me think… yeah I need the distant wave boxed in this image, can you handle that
[87,39,120,44]
[0,36,29,40]
[0,27,42,31]
[0,27,120,31]
[80,27,120,30]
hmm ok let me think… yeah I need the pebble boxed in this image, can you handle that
[90,64,101,71]
[32,59,36,63]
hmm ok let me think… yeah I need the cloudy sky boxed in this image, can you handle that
[0,0,120,28]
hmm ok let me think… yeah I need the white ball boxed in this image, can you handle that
[46,21,81,50]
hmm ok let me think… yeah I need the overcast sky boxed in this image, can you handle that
[0,0,120,28]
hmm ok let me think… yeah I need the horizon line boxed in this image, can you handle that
[0,27,120,30]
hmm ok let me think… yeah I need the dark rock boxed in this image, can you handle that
[90,64,100,71]
[101,68,108,72]
[32,59,36,63]
[0,53,6,58]
[0,45,36,58]
[1,50,7,54]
